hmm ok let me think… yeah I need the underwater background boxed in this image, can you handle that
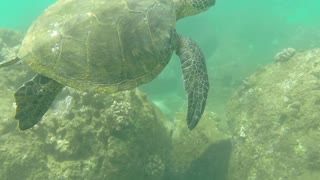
[1,0,320,180]
[1,0,320,115]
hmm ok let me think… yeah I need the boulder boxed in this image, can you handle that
[227,49,320,180]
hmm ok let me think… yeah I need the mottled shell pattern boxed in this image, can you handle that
[19,0,176,92]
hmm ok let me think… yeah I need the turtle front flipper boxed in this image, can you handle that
[14,74,64,130]
[176,35,209,130]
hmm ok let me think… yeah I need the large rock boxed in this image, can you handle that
[0,84,172,180]
[167,111,231,180]
[227,49,320,180]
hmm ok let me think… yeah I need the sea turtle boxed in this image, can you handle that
[0,0,214,130]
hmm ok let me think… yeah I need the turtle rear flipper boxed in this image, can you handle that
[176,35,209,130]
[14,74,64,130]
[0,57,20,68]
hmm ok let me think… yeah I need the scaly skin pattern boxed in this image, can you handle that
[173,0,215,20]
[175,35,209,129]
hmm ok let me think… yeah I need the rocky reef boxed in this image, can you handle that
[0,80,172,180]
[1,73,173,180]
[227,48,320,180]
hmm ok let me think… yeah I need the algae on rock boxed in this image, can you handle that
[0,83,172,180]
[167,111,232,180]
[227,48,320,180]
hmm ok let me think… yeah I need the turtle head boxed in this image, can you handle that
[174,0,215,20]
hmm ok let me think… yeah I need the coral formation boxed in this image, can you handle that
[274,48,296,62]
[227,48,320,180]
[0,84,172,180]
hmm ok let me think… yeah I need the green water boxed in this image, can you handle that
[0,0,55,30]
[0,0,320,179]
[1,1,320,111]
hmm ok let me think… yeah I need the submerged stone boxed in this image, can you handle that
[227,48,320,180]
[168,111,231,180]
[0,84,172,180]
